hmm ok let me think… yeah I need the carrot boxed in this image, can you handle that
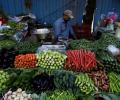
[83,49,87,70]
[74,50,79,69]
[14,54,37,68]
[69,51,78,67]
[86,59,93,69]
[65,49,97,72]
[81,49,84,68]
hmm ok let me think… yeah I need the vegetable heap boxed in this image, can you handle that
[0,29,15,36]
[7,21,25,30]
[12,70,33,91]
[16,41,39,54]
[54,70,76,89]
[0,48,16,68]
[36,50,67,69]
[97,51,120,74]
[3,88,32,100]
[108,72,120,92]
[69,39,94,50]
[65,50,97,72]
[0,40,16,49]
[14,54,37,68]
[0,70,10,92]
[75,73,96,94]
[88,70,109,91]
[69,33,120,51]
[46,90,76,100]
[32,73,54,92]
[99,33,120,49]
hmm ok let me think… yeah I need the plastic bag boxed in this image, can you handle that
[107,45,120,56]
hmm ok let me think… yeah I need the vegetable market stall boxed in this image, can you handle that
[0,20,120,100]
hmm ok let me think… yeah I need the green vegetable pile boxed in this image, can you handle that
[69,33,120,51]
[108,72,120,92]
[0,70,10,92]
[96,51,114,61]
[16,41,39,54]
[97,51,120,74]
[7,21,25,30]
[36,51,67,69]
[31,90,76,100]
[46,90,76,100]
[54,70,76,89]
[69,39,94,50]
[0,68,120,99]
[0,39,16,49]
[12,69,34,91]
[75,73,96,94]
[99,33,120,49]
[0,29,16,36]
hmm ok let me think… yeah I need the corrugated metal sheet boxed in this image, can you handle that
[1,0,120,28]
[94,0,120,28]
[0,0,86,24]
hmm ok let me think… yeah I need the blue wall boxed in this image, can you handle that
[1,0,120,27]
[0,0,86,24]
[94,0,120,28]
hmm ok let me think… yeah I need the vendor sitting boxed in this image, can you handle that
[94,14,114,39]
[95,15,112,32]
[53,10,76,41]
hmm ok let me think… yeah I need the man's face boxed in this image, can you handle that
[63,15,70,21]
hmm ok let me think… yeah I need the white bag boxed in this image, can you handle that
[107,45,120,56]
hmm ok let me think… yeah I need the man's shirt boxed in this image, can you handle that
[54,18,74,39]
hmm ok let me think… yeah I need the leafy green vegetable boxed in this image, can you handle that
[0,29,15,36]
[69,33,120,51]
[46,90,76,100]
[53,70,76,90]
[7,21,25,30]
[16,41,39,54]
[0,39,16,49]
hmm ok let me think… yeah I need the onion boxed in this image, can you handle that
[27,94,32,99]
[14,97,19,100]
[19,96,24,100]
[21,91,26,94]
[24,98,28,100]
[22,93,27,97]
[17,88,22,93]
[7,95,12,100]
[16,93,22,97]
[12,92,16,95]
[7,91,12,95]
[11,94,16,98]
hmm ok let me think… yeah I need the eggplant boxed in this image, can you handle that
[31,72,55,92]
